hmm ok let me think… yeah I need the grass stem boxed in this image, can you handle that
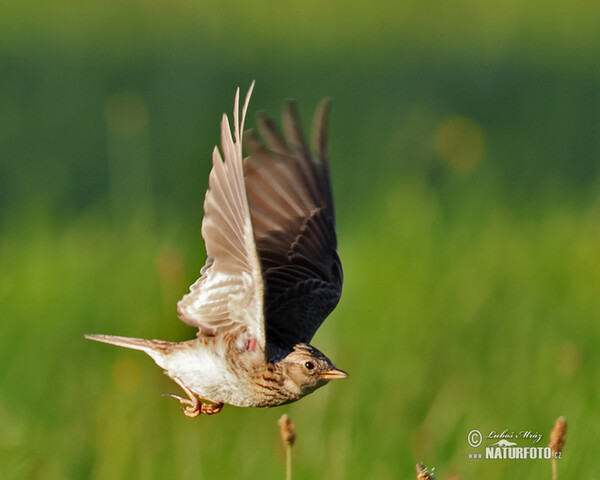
[278,414,295,480]
[286,443,292,480]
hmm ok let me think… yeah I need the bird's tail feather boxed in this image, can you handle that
[84,334,174,359]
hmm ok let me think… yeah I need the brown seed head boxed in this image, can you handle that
[549,416,567,456]
[278,414,296,447]
[416,462,436,480]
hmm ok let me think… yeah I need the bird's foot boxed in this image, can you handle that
[165,377,224,417]
[162,392,201,417]
[200,402,223,415]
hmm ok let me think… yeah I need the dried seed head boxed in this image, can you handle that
[416,462,436,480]
[549,416,567,456]
[278,414,296,447]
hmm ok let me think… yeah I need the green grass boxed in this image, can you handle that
[2,0,600,60]
[2,1,600,477]
[1,184,598,479]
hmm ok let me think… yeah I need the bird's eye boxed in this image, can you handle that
[304,361,315,370]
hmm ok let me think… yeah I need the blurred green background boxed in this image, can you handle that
[1,0,599,478]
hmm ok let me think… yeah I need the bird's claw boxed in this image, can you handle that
[162,392,201,417]
[165,377,224,417]
[200,402,223,415]
[161,393,184,401]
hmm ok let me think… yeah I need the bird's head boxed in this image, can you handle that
[280,344,348,396]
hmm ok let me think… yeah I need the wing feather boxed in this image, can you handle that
[244,99,343,355]
[177,83,265,350]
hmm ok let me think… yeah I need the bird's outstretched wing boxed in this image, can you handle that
[177,83,266,351]
[244,99,343,355]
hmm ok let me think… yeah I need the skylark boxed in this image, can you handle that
[86,83,346,417]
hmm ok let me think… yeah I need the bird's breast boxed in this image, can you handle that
[160,340,287,407]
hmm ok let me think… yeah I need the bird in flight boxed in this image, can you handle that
[86,83,346,417]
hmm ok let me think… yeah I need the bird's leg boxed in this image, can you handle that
[166,377,223,417]
[166,377,201,417]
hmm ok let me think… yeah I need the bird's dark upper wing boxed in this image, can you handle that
[243,99,342,355]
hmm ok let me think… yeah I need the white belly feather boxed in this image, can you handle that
[150,342,257,407]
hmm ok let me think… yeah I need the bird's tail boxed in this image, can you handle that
[85,334,174,363]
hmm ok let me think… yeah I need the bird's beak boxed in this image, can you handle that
[318,368,349,380]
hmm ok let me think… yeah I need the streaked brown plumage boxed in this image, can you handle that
[86,83,346,417]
